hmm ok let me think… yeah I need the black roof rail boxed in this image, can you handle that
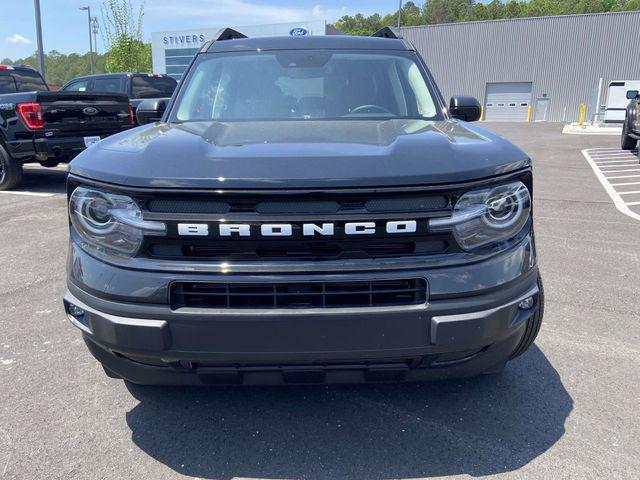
[12,64,37,70]
[212,28,248,42]
[200,28,247,52]
[371,27,402,39]
[199,41,213,53]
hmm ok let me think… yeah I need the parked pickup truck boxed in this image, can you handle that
[0,65,133,190]
[60,72,177,124]
[621,88,640,151]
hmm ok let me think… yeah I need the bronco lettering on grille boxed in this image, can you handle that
[176,221,419,237]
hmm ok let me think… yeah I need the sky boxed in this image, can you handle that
[1,0,400,60]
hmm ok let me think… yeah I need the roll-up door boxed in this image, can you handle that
[484,82,533,121]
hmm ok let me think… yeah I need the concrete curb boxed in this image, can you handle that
[562,123,622,135]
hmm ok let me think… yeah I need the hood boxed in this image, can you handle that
[69,119,530,189]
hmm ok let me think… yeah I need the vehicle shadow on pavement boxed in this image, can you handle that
[125,346,571,479]
[15,166,68,194]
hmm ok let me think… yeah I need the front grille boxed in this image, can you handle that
[170,278,427,309]
[141,189,456,262]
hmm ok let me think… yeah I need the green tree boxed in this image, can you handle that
[1,51,108,86]
[381,1,425,28]
[334,13,384,36]
[618,0,640,10]
[423,0,475,24]
[101,0,151,72]
[502,1,523,18]
[332,0,639,35]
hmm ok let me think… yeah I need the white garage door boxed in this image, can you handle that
[484,82,533,122]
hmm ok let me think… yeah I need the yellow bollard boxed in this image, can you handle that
[479,105,484,122]
[578,103,586,125]
[526,105,532,122]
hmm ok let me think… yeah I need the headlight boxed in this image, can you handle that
[429,181,531,250]
[69,187,166,257]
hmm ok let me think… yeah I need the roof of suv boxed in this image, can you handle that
[205,35,413,53]
[66,72,174,81]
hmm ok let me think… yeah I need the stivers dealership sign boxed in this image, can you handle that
[162,34,207,46]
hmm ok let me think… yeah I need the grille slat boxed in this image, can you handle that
[170,279,427,310]
[256,201,340,214]
[148,199,230,214]
[148,195,448,215]
[148,239,448,261]
[172,288,426,297]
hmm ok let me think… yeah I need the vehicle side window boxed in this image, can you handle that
[63,79,89,92]
[0,74,16,94]
[131,76,177,99]
[92,77,122,93]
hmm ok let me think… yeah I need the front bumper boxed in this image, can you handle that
[64,236,541,385]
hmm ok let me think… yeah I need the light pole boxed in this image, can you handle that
[79,6,93,74]
[33,0,46,78]
[91,17,99,55]
[397,0,402,30]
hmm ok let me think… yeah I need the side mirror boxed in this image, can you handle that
[136,99,167,125]
[449,96,481,122]
[626,90,639,100]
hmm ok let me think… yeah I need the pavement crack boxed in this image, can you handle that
[0,427,13,478]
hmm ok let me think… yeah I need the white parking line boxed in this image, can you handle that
[590,150,636,154]
[591,151,636,154]
[582,149,640,221]
[605,174,640,180]
[618,190,640,195]
[0,190,55,197]
[600,171,640,176]
[595,159,639,164]
[587,148,636,154]
[611,181,640,186]
[590,155,637,159]
[600,167,639,172]
[595,163,637,167]
[603,169,640,174]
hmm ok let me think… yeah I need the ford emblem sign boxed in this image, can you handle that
[82,107,99,116]
[289,27,309,36]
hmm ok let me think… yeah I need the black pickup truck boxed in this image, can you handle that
[60,72,177,124]
[0,65,133,190]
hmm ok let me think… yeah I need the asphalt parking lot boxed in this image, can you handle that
[1,122,639,480]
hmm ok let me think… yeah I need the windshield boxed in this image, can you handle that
[0,74,16,94]
[173,50,441,122]
[0,69,47,93]
[14,69,48,91]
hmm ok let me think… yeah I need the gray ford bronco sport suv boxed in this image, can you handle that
[63,28,543,386]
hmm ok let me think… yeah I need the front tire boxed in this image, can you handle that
[510,276,544,359]
[0,144,23,191]
[621,121,638,151]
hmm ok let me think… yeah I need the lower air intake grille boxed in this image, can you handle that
[170,279,427,309]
